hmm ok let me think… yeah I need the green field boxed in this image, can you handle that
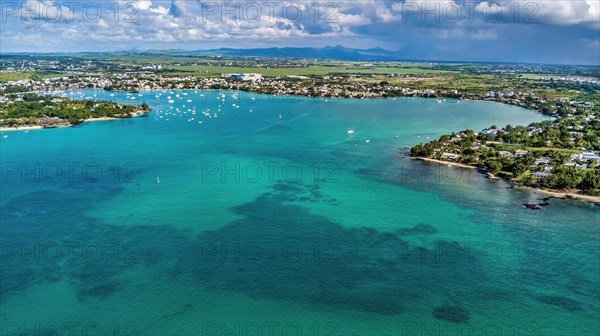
[0,71,68,82]
[0,72,33,82]
[158,64,457,77]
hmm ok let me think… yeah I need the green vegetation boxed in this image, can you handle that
[0,93,150,128]
[411,113,600,195]
[0,71,68,82]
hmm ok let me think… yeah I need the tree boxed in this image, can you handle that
[486,160,502,174]
[578,169,600,195]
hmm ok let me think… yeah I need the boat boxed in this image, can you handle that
[347,130,355,134]
[279,114,283,119]
[156,176,160,184]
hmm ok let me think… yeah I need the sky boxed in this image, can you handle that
[0,0,599,64]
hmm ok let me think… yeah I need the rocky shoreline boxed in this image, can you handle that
[413,157,600,205]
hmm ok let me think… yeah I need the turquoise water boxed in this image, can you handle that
[0,90,598,335]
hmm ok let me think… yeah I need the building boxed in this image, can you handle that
[533,172,551,178]
[515,150,528,157]
[482,129,498,136]
[571,152,600,162]
[535,157,550,165]
[441,152,461,160]
[221,73,263,82]
[581,152,600,161]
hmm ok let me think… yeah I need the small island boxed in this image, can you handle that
[0,93,151,131]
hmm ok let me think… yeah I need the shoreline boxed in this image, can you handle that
[412,157,600,204]
[0,112,149,132]
[0,125,44,132]
[514,186,600,203]
[81,116,119,123]
[413,157,477,169]
[28,87,547,117]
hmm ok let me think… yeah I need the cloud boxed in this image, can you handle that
[0,0,598,64]
[19,0,74,22]
[476,1,600,27]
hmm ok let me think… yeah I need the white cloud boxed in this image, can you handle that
[1,0,597,57]
[477,1,600,27]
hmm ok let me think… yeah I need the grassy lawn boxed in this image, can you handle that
[525,147,581,153]
[0,71,69,82]
[0,72,34,82]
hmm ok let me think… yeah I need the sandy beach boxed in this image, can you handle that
[413,157,477,169]
[0,125,44,132]
[81,117,118,123]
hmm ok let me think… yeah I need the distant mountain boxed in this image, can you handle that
[195,45,402,61]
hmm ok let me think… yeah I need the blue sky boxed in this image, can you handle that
[1,0,599,64]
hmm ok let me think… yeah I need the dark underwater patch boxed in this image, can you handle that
[2,178,488,316]
[76,281,119,300]
[536,295,584,312]
[432,305,470,324]
[396,224,437,236]
[178,181,488,315]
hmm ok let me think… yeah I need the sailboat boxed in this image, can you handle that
[156,176,160,184]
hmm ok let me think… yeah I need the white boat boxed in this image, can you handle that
[156,176,160,184]
[347,130,355,134]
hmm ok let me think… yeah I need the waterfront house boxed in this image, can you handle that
[515,150,528,157]
[441,153,461,160]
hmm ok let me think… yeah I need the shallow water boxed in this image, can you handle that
[1,90,598,335]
